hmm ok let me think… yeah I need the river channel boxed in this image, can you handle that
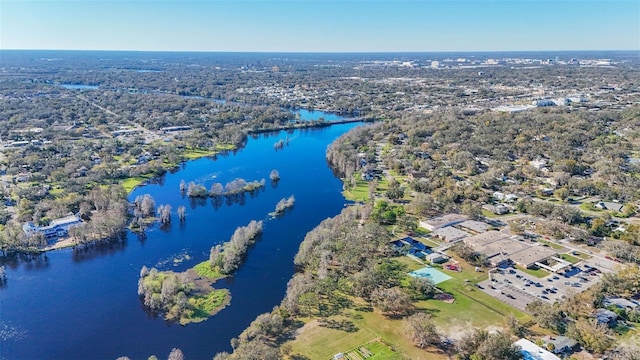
[0,118,361,359]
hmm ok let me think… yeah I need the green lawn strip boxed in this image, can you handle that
[192,261,225,281]
[537,239,565,250]
[481,209,498,218]
[121,175,152,193]
[558,253,581,264]
[182,148,217,160]
[49,188,64,196]
[578,202,606,216]
[215,143,236,151]
[579,202,598,212]
[394,256,426,272]
[573,251,591,260]
[515,265,549,279]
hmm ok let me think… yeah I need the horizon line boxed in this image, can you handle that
[1,48,639,54]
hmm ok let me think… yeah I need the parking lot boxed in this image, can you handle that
[478,261,607,312]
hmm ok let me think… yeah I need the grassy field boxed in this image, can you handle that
[215,143,236,151]
[193,261,225,280]
[290,317,381,360]
[290,254,531,359]
[49,188,64,196]
[183,148,217,160]
[343,177,389,202]
[290,310,447,360]
[397,255,530,325]
[121,176,151,193]
[184,289,229,325]
[558,253,581,264]
[516,265,549,278]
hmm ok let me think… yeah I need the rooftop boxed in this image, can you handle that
[509,246,558,268]
[431,226,470,242]
[515,339,560,360]
[464,231,510,248]
[458,220,489,233]
[420,214,468,230]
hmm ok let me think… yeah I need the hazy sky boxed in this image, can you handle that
[1,0,639,52]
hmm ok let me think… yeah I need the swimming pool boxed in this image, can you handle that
[408,267,452,284]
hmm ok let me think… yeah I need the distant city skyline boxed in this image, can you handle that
[1,0,638,52]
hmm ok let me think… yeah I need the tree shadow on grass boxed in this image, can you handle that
[414,306,441,316]
[318,318,359,333]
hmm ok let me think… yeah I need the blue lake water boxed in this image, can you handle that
[59,84,99,90]
[0,121,361,359]
[295,109,345,121]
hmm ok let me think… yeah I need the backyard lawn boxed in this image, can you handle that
[343,177,389,202]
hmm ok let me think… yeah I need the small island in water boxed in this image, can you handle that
[137,265,229,325]
[138,220,264,325]
[270,195,295,217]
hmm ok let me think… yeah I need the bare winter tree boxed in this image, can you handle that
[177,206,186,222]
[157,204,172,225]
[269,169,280,181]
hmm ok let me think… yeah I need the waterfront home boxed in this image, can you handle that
[22,214,83,242]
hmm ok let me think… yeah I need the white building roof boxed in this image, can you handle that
[515,339,560,360]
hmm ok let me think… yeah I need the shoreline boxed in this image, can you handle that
[14,120,364,257]
[42,237,77,252]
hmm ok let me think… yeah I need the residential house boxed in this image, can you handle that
[594,308,618,327]
[530,158,549,170]
[542,336,578,355]
[361,170,375,181]
[514,339,560,360]
[603,297,639,311]
[482,204,509,215]
[594,201,624,212]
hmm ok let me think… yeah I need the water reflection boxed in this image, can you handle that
[0,253,50,272]
[71,236,127,263]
